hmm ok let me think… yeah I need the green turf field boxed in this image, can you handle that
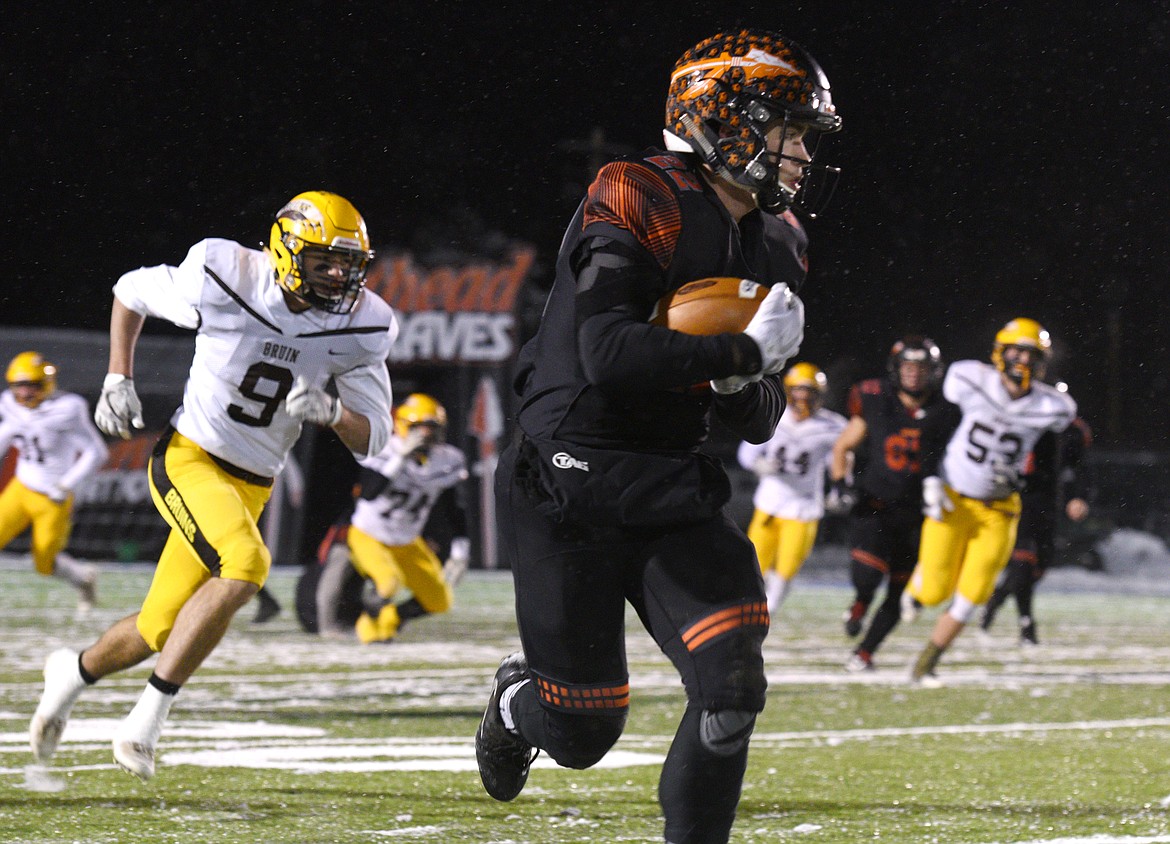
[3,558,1170,843]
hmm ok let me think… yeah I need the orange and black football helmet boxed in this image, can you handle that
[887,336,944,398]
[665,29,842,216]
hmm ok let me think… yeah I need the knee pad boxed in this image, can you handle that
[545,711,626,770]
[947,593,978,623]
[699,709,757,757]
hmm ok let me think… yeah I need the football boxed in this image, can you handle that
[651,277,767,335]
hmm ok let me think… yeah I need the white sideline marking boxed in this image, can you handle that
[749,715,1170,746]
[0,717,324,749]
[1006,837,1170,844]
[163,744,662,774]
[5,715,1170,776]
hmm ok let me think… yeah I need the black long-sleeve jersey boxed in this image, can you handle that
[847,377,961,509]
[514,148,809,453]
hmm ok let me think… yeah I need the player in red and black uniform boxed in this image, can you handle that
[829,337,960,671]
[474,30,842,844]
[980,416,1092,644]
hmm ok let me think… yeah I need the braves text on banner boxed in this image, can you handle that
[365,248,535,366]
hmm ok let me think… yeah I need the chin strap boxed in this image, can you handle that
[755,185,793,215]
[676,115,796,215]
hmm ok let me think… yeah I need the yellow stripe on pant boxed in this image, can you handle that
[137,430,273,651]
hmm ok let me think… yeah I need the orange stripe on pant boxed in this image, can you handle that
[681,602,769,652]
[850,548,889,574]
[534,676,630,711]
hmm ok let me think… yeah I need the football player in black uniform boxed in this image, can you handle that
[829,337,959,671]
[979,416,1092,644]
[474,30,841,844]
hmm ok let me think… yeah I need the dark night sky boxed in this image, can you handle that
[6,2,1169,447]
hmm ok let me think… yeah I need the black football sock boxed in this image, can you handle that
[659,703,747,844]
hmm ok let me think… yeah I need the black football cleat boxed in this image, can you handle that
[251,587,281,624]
[842,600,867,637]
[476,652,538,801]
[1019,616,1039,646]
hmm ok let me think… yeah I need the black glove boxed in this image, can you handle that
[825,478,857,515]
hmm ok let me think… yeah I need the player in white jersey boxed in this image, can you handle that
[902,319,1076,684]
[30,191,396,781]
[0,352,107,613]
[737,363,847,613]
[345,393,470,643]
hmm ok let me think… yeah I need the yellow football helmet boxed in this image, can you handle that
[394,394,448,445]
[783,362,826,419]
[992,318,1051,391]
[267,191,374,314]
[6,351,57,408]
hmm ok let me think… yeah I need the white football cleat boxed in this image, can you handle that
[112,684,175,781]
[899,590,921,623]
[113,738,156,781]
[442,555,470,588]
[75,565,99,618]
[845,652,874,673]
[30,649,87,763]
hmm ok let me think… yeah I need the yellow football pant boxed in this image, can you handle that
[0,478,72,574]
[746,509,819,580]
[137,431,273,651]
[347,527,452,643]
[908,486,1021,608]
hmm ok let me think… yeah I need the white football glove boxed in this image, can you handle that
[94,374,145,440]
[47,484,71,504]
[285,376,343,427]
[378,427,431,479]
[989,462,1021,499]
[921,476,954,522]
[751,455,782,477]
[397,426,429,456]
[442,536,471,587]
[743,283,805,375]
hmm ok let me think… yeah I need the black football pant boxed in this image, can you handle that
[849,505,920,657]
[496,443,769,844]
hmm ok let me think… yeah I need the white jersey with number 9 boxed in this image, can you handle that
[112,238,396,477]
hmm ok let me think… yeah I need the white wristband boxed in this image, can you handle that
[103,373,131,388]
